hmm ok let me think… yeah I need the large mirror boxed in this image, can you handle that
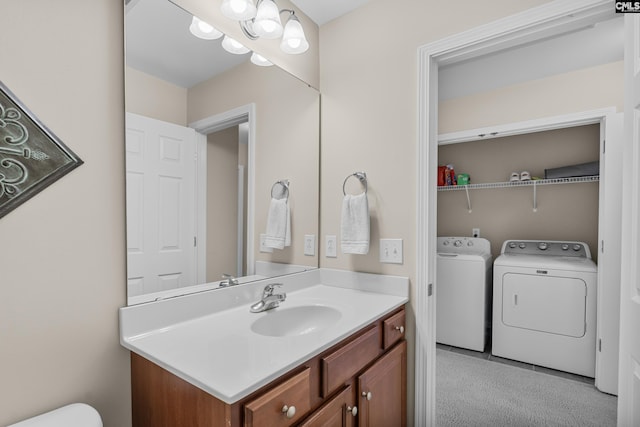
[124,0,320,305]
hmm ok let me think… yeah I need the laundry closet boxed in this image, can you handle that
[434,110,623,396]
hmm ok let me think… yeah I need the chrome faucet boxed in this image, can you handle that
[219,273,239,287]
[250,284,286,313]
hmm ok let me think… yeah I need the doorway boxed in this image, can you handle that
[414,1,618,425]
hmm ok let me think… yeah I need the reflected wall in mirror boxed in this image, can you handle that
[125,0,320,305]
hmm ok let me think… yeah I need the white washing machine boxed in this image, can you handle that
[492,240,597,377]
[436,237,492,352]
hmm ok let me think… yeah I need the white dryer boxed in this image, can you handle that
[436,237,492,352]
[492,240,597,377]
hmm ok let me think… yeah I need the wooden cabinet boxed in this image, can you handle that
[357,341,407,427]
[131,306,406,427]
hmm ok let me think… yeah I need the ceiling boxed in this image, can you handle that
[126,0,624,98]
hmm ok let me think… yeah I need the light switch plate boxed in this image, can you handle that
[326,235,337,258]
[380,238,403,264]
[259,234,273,253]
[304,234,316,256]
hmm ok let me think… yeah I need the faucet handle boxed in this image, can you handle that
[263,283,283,296]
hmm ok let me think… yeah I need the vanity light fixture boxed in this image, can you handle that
[221,35,250,54]
[189,16,223,40]
[250,52,273,66]
[224,0,309,55]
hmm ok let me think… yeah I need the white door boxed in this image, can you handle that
[126,113,197,297]
[617,14,640,426]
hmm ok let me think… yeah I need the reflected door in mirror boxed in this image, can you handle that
[126,113,197,296]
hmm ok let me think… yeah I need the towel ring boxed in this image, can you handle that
[343,172,367,196]
[271,179,290,200]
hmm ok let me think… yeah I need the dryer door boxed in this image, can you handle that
[502,273,587,337]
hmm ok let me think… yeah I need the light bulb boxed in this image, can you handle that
[222,35,250,54]
[253,0,283,39]
[221,0,257,21]
[189,16,223,40]
[250,52,273,67]
[280,14,308,54]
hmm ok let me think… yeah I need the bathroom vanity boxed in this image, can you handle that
[120,269,409,427]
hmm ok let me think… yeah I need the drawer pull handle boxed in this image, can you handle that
[362,391,372,401]
[395,325,405,334]
[347,405,358,416]
[282,405,296,419]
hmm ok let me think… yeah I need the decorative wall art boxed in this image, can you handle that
[0,81,83,219]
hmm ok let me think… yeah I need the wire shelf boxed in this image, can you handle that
[437,175,599,192]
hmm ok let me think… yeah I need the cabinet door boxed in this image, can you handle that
[357,341,406,427]
[299,385,356,427]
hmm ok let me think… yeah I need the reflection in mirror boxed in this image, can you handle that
[125,0,319,305]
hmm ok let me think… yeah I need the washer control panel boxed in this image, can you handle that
[502,240,591,259]
[437,236,492,256]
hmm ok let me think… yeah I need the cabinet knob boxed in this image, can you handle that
[347,405,358,416]
[362,391,372,401]
[395,325,405,334]
[282,405,296,419]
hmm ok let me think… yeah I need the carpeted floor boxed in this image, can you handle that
[436,349,617,426]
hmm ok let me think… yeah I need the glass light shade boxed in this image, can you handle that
[189,16,223,40]
[221,0,256,21]
[250,52,273,67]
[253,0,283,39]
[221,35,250,54]
[280,14,309,54]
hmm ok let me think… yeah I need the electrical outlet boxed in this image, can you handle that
[260,234,273,253]
[326,235,337,258]
[304,234,316,256]
[380,239,403,264]
[472,228,480,238]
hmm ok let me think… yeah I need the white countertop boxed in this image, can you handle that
[120,268,409,404]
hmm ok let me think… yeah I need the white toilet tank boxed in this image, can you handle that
[8,404,102,427]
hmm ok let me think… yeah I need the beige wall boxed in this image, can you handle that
[438,125,601,261]
[0,1,130,426]
[125,66,188,126]
[207,126,241,282]
[439,61,624,133]
[188,61,320,269]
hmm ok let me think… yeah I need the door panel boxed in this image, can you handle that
[126,113,197,296]
[502,273,586,337]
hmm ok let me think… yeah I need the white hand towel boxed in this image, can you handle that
[264,197,291,250]
[341,192,370,254]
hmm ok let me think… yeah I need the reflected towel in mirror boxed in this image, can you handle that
[264,197,291,249]
[341,193,370,254]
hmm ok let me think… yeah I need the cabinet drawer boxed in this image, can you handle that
[383,309,406,349]
[244,368,311,426]
[322,326,380,397]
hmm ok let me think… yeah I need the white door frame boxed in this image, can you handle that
[415,1,614,424]
[189,103,256,281]
[616,14,640,426]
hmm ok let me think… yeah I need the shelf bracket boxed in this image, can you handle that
[532,181,538,212]
[465,185,472,213]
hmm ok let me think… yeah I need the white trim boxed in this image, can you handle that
[189,103,256,276]
[438,107,617,145]
[416,1,612,425]
[195,132,207,284]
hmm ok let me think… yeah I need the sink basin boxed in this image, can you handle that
[251,305,342,337]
